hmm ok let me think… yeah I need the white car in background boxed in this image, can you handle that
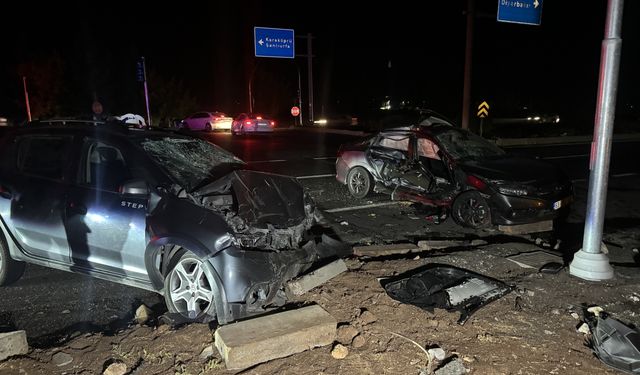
[180,111,233,131]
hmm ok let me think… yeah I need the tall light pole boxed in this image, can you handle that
[570,0,624,281]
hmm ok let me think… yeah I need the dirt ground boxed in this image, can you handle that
[1,178,639,375]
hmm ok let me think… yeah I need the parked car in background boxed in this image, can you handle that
[231,113,275,135]
[179,111,233,131]
[0,119,344,324]
[335,119,573,232]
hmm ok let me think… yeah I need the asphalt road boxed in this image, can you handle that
[2,129,638,345]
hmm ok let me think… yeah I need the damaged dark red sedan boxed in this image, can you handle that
[336,120,573,231]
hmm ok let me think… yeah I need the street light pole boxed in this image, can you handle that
[570,0,624,281]
[296,63,303,126]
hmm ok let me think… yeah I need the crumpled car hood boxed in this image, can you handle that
[231,170,307,229]
[460,156,565,185]
[193,169,316,250]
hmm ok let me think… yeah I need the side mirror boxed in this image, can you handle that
[120,179,149,197]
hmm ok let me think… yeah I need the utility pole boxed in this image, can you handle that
[22,76,32,122]
[295,34,315,126]
[141,57,152,126]
[461,0,475,130]
[570,0,624,281]
[306,33,314,126]
[296,63,303,126]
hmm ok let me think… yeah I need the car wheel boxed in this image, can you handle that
[164,251,218,322]
[452,190,492,229]
[0,232,25,286]
[205,123,213,132]
[347,166,373,199]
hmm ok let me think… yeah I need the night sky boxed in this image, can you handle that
[1,0,638,128]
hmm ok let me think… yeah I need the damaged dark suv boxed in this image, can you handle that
[0,120,344,323]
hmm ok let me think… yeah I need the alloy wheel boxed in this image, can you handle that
[168,258,214,319]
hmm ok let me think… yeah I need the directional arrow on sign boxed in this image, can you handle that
[258,39,264,46]
[534,0,539,8]
[477,101,490,118]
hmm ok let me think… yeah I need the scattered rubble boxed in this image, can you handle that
[331,343,349,359]
[103,361,127,375]
[434,358,468,375]
[51,351,73,367]
[135,304,152,325]
[336,324,359,345]
[0,331,28,361]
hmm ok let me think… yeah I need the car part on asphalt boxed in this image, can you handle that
[380,264,514,325]
[586,311,640,374]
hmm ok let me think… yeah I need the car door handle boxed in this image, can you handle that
[67,202,87,215]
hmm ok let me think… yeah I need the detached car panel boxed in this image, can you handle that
[0,121,342,324]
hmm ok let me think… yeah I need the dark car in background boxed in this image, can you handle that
[335,118,572,231]
[231,113,276,135]
[0,119,343,323]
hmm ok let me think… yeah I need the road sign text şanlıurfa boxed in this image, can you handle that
[497,0,543,26]
[254,27,295,59]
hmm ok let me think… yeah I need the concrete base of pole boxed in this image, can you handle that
[569,249,614,281]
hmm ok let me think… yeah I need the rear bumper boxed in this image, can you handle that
[335,159,348,184]
[489,193,572,226]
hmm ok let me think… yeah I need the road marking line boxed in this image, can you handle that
[325,201,405,213]
[297,174,335,180]
[542,154,589,160]
[246,159,287,163]
[312,156,336,160]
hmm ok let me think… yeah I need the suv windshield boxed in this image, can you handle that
[433,128,505,161]
[139,136,244,191]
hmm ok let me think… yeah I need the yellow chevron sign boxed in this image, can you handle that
[477,101,489,118]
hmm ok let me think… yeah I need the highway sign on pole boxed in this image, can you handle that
[254,27,295,59]
[497,0,543,26]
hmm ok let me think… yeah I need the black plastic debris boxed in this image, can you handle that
[586,311,640,374]
[381,264,513,325]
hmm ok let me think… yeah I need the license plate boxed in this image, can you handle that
[553,196,571,210]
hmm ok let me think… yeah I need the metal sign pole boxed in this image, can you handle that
[569,0,623,281]
[22,76,32,122]
[141,57,152,127]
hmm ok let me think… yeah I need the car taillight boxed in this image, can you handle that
[467,175,486,190]
[269,121,275,127]
[256,116,262,120]
[245,120,252,126]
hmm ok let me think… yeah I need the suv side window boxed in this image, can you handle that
[16,135,74,180]
[80,139,132,192]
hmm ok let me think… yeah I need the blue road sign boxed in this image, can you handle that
[254,27,295,59]
[497,0,543,26]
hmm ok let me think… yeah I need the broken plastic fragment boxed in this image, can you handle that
[380,264,514,325]
[586,311,640,374]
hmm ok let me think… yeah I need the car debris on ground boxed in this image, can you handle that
[380,264,514,325]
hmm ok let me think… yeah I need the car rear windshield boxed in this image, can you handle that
[138,136,244,191]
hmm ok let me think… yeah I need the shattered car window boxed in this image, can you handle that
[378,136,410,151]
[433,128,505,161]
[139,136,244,191]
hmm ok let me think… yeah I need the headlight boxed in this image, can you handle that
[498,186,529,196]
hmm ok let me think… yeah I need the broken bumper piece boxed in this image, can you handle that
[210,234,351,324]
[381,264,513,325]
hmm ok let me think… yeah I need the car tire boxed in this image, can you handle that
[205,123,213,132]
[347,166,373,199]
[452,190,492,229]
[0,232,25,286]
[163,251,219,322]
